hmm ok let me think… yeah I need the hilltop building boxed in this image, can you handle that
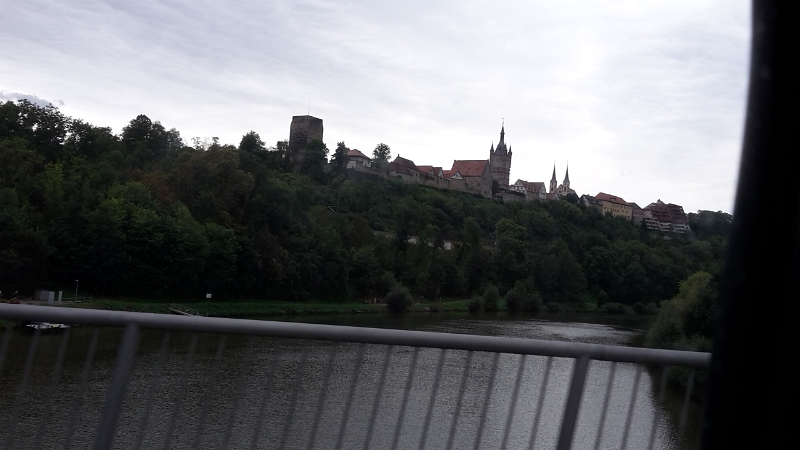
[345,149,371,168]
[489,125,512,188]
[594,192,633,220]
[644,200,691,233]
[288,115,324,167]
[511,180,547,200]
[450,160,492,197]
[550,164,575,196]
[297,115,575,201]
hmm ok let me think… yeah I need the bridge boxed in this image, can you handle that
[0,304,707,449]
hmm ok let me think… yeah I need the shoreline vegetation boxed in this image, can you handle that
[5,295,660,319]
[2,101,732,315]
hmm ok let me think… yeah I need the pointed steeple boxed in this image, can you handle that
[564,164,570,183]
[494,122,507,154]
[551,164,557,182]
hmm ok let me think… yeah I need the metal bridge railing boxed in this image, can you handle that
[0,304,709,449]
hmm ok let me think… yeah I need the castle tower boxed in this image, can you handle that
[289,115,324,167]
[550,164,558,193]
[489,124,512,188]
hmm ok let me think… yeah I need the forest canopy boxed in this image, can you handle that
[0,101,732,304]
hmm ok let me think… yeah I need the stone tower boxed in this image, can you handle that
[289,115,324,167]
[562,164,570,192]
[550,164,558,193]
[489,124,512,188]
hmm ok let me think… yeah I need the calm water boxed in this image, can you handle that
[0,312,703,449]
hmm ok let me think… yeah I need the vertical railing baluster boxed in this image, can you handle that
[163,333,199,450]
[278,346,310,449]
[363,345,394,450]
[64,327,99,450]
[93,322,141,450]
[335,343,367,450]
[34,328,71,447]
[222,337,255,449]
[528,356,553,450]
[134,332,171,450]
[445,350,474,450]
[250,343,282,450]
[619,365,643,450]
[646,365,670,450]
[308,344,338,450]
[192,335,226,448]
[592,361,617,450]
[473,352,501,450]
[391,347,420,450]
[0,324,12,375]
[556,355,591,450]
[500,354,527,450]
[419,348,447,450]
[676,369,696,448]
[4,328,41,448]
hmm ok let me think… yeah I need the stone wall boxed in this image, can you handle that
[289,115,324,166]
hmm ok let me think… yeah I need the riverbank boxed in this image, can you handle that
[24,297,481,318]
[3,297,650,319]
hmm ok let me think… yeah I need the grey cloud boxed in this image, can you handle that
[0,90,65,107]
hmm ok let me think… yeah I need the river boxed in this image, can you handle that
[0,312,703,449]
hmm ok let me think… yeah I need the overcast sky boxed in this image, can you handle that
[1,0,750,213]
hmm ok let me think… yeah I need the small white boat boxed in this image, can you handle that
[26,322,71,331]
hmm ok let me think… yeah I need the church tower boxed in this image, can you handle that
[550,164,558,193]
[561,164,570,193]
[489,123,512,188]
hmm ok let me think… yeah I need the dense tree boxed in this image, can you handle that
[0,101,729,306]
[372,143,391,163]
[331,141,349,172]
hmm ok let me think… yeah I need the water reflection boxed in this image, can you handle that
[0,313,700,449]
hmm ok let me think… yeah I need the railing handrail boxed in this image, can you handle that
[0,304,710,368]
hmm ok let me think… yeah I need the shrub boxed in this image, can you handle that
[603,302,627,314]
[385,286,413,313]
[505,287,525,312]
[645,302,659,314]
[482,285,500,312]
[467,297,483,313]
[632,302,648,314]
[429,302,441,313]
[645,271,717,349]
[596,290,609,306]
[505,279,543,313]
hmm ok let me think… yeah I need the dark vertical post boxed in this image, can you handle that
[704,2,800,448]
[93,323,140,450]
[556,355,590,450]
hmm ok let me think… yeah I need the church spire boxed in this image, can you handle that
[498,123,505,146]
[494,121,508,154]
[564,163,570,183]
[551,164,557,182]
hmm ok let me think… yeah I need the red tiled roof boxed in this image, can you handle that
[392,156,418,171]
[346,149,370,159]
[416,165,434,174]
[595,192,629,205]
[443,169,459,178]
[390,162,412,175]
[514,179,545,191]
[450,160,488,177]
